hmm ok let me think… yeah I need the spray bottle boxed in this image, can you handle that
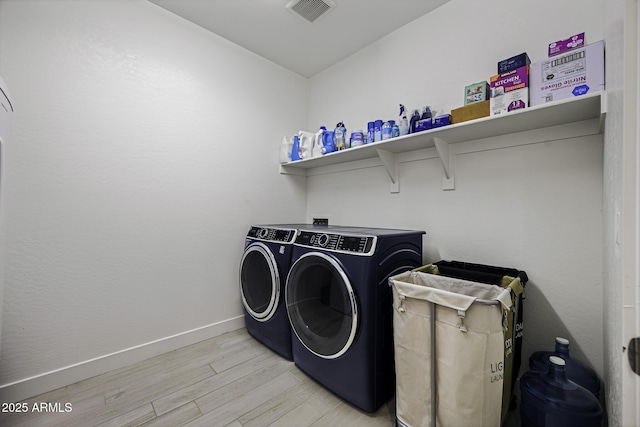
[398,104,410,136]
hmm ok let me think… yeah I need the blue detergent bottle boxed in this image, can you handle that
[529,337,601,399]
[321,130,336,154]
[520,356,602,427]
[409,109,421,134]
[290,135,302,161]
[421,106,433,120]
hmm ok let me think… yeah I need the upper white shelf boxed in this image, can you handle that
[280,92,606,172]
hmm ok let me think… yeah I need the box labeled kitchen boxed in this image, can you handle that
[490,66,529,116]
[530,40,604,106]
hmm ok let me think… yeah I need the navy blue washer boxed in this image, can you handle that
[285,226,424,413]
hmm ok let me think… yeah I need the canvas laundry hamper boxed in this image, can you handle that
[389,269,519,427]
[430,261,528,419]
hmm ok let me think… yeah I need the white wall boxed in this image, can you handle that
[602,0,638,424]
[0,0,611,410]
[0,0,307,400]
[306,0,605,381]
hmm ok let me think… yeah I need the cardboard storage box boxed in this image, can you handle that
[498,52,531,74]
[451,101,490,124]
[465,81,490,105]
[490,66,529,116]
[530,40,604,106]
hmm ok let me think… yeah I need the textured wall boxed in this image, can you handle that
[0,0,307,395]
[306,0,605,378]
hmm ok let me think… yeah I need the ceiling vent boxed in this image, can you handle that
[286,0,336,23]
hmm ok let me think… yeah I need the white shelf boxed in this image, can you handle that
[280,92,606,191]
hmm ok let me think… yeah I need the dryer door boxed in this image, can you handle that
[240,242,280,322]
[286,252,358,359]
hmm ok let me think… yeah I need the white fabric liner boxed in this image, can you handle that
[389,270,513,427]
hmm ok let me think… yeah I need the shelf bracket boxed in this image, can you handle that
[279,164,308,176]
[375,149,399,193]
[434,137,455,190]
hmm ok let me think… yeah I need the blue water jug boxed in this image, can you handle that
[520,356,602,427]
[529,337,601,399]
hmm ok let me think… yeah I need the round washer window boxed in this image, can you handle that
[286,252,358,359]
[240,243,279,322]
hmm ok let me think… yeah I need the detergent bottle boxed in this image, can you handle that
[297,130,315,159]
[290,135,302,161]
[311,126,326,157]
[321,130,336,154]
[334,122,348,150]
[409,109,421,134]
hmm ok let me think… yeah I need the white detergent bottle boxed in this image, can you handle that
[311,127,325,157]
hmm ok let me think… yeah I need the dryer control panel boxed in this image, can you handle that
[247,226,297,243]
[295,231,376,256]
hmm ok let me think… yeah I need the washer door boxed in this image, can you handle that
[240,242,280,322]
[286,252,358,359]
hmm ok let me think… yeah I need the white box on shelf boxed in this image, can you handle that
[530,40,604,106]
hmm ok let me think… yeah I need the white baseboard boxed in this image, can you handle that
[0,315,245,403]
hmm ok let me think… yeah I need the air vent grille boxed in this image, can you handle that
[286,0,336,23]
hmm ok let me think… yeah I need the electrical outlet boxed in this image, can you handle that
[313,217,329,226]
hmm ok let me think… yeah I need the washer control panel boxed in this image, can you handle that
[247,226,297,243]
[295,231,376,255]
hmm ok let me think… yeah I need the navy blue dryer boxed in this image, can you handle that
[240,225,301,360]
[285,226,424,412]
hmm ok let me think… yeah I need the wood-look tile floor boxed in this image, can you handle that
[0,328,396,427]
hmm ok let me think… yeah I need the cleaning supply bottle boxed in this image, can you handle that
[391,120,399,138]
[334,121,347,150]
[374,119,383,142]
[381,121,392,140]
[311,126,326,157]
[321,130,336,154]
[398,104,409,136]
[350,130,364,147]
[290,135,302,161]
[409,109,421,134]
[421,106,433,120]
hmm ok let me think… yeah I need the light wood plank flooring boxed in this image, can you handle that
[0,328,396,427]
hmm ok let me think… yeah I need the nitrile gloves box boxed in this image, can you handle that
[490,66,529,116]
[530,40,604,106]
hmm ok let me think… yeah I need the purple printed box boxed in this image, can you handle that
[548,33,585,57]
[490,66,529,116]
